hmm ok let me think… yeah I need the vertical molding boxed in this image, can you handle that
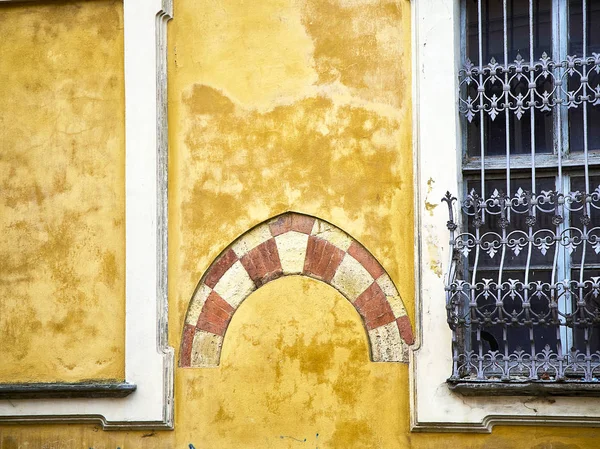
[156,0,174,428]
[122,0,175,429]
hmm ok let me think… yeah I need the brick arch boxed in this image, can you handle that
[180,212,414,367]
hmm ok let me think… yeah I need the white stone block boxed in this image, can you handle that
[310,219,353,251]
[376,272,407,318]
[368,321,404,362]
[331,254,374,302]
[185,283,212,326]
[275,231,309,275]
[213,260,256,308]
[191,330,224,367]
[231,223,272,257]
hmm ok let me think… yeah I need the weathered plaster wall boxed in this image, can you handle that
[0,0,126,382]
[3,283,600,447]
[3,0,600,448]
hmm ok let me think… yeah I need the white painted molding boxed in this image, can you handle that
[410,0,600,432]
[0,0,174,429]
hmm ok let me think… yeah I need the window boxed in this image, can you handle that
[412,0,600,432]
[445,0,600,388]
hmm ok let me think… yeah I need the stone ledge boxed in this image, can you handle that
[448,380,600,397]
[0,382,136,399]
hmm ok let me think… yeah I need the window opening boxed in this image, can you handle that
[446,0,600,383]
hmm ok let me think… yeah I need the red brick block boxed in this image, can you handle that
[354,281,380,309]
[396,315,414,345]
[269,213,316,237]
[197,310,228,336]
[204,248,238,288]
[347,241,385,280]
[366,311,396,330]
[269,215,292,237]
[195,290,237,337]
[303,236,345,282]
[180,324,196,367]
[354,282,395,329]
[203,290,235,321]
[291,213,316,234]
[240,238,283,287]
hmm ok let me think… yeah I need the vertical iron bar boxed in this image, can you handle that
[529,0,537,208]
[472,224,482,378]
[504,0,511,208]
[582,0,590,201]
[581,0,591,373]
[478,0,486,222]
[502,2,511,377]
[526,0,537,377]
[525,217,536,376]
[559,176,573,351]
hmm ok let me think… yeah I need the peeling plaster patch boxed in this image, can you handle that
[424,223,444,278]
[301,0,405,108]
[429,258,443,278]
[173,1,319,111]
[424,177,438,215]
[183,84,235,115]
[427,177,435,193]
[425,200,438,215]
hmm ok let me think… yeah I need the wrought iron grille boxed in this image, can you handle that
[446,0,600,384]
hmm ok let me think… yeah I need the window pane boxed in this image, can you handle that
[466,0,552,65]
[569,0,600,56]
[466,109,554,157]
[568,69,600,153]
[464,0,554,157]
[569,175,600,267]
[568,1,600,154]
[571,269,600,354]
[469,269,558,354]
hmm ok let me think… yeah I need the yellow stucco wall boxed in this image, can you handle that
[2,0,600,448]
[0,0,125,383]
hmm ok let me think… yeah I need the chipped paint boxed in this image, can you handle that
[424,177,438,215]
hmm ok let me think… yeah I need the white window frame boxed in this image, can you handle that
[411,0,600,432]
[0,0,174,429]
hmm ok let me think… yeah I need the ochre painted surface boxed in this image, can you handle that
[169,0,415,443]
[3,0,600,447]
[0,0,125,382]
[169,0,415,336]
[3,277,600,447]
[181,212,412,368]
